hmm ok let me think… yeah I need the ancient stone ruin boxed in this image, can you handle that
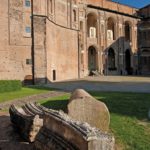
[9,103,44,142]
[9,89,115,150]
[67,89,110,132]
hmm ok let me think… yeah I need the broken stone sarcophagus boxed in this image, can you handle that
[9,89,115,150]
[35,106,115,150]
[9,103,44,142]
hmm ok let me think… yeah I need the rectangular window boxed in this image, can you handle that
[25,0,30,7]
[25,26,31,33]
[26,59,32,65]
[90,27,96,38]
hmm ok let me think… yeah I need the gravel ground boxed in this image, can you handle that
[0,91,68,110]
[0,76,149,150]
[45,76,150,93]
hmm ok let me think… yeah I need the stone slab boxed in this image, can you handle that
[67,89,110,132]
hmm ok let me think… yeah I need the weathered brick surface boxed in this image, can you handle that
[0,0,149,82]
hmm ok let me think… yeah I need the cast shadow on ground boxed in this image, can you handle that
[41,92,150,121]
[41,100,68,112]
[0,115,34,150]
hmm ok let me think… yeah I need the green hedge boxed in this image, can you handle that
[0,80,22,93]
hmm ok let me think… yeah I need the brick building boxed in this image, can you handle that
[0,0,149,84]
[138,5,150,75]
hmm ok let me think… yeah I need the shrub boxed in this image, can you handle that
[0,80,22,93]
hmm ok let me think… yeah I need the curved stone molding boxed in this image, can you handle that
[9,101,114,149]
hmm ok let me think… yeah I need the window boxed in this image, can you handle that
[87,13,97,38]
[90,27,96,38]
[53,70,56,81]
[25,27,31,33]
[107,18,115,40]
[25,0,30,7]
[49,0,53,14]
[125,22,131,41]
[107,30,113,40]
[26,59,32,65]
[73,10,76,22]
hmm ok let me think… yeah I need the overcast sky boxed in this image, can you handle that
[112,0,150,8]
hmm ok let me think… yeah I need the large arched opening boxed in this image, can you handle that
[108,48,116,70]
[125,49,132,75]
[87,13,97,38]
[107,17,115,40]
[88,46,97,71]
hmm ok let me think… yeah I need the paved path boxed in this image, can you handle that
[0,91,68,110]
[46,76,150,93]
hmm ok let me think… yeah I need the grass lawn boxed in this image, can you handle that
[40,92,150,150]
[0,86,53,103]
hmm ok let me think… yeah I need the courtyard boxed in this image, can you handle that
[0,76,150,149]
[46,75,150,93]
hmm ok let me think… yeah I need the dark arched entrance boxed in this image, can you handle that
[108,48,116,70]
[88,46,97,71]
[125,49,132,75]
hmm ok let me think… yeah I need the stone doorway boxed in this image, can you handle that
[125,49,132,75]
[88,46,97,72]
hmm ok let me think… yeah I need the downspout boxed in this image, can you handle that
[31,0,35,84]
[78,31,80,79]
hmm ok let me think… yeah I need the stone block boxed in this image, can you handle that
[67,89,110,132]
[9,103,43,142]
[35,108,115,150]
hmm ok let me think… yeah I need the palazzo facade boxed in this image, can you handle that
[0,0,149,84]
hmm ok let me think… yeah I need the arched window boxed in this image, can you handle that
[125,21,131,41]
[73,10,76,22]
[108,48,116,70]
[49,0,53,14]
[107,18,115,40]
[87,13,97,38]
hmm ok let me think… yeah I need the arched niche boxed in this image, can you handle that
[88,46,98,71]
[87,13,98,38]
[125,21,132,41]
[107,17,116,40]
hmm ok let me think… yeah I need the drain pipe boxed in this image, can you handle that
[78,31,80,79]
[31,0,35,85]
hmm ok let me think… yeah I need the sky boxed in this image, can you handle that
[112,0,150,8]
